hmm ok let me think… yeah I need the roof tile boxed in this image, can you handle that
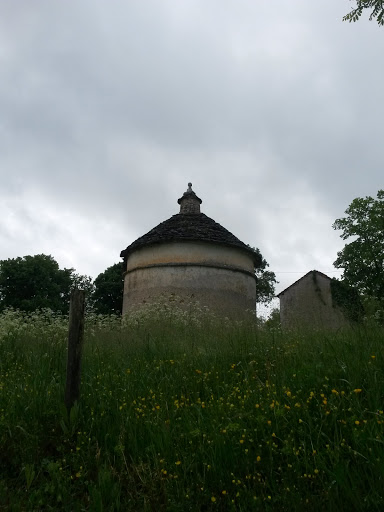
[120,213,260,265]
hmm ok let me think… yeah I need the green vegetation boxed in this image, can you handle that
[330,279,364,323]
[92,263,124,316]
[1,305,383,511]
[343,0,384,25]
[332,189,384,324]
[0,255,93,315]
[333,190,384,314]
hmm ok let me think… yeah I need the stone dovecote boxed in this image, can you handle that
[120,184,260,317]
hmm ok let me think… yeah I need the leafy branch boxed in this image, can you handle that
[343,0,384,25]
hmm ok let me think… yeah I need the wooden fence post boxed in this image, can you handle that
[65,289,85,413]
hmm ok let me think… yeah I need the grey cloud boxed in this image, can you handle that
[0,0,382,291]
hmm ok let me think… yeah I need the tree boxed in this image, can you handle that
[248,247,277,304]
[256,267,277,304]
[71,272,95,314]
[92,263,124,315]
[333,190,384,306]
[343,0,384,26]
[0,254,92,314]
[265,307,281,329]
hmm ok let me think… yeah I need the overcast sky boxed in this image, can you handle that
[1,1,382,312]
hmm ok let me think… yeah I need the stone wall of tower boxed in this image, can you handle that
[122,241,256,318]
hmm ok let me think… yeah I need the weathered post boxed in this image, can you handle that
[65,289,85,413]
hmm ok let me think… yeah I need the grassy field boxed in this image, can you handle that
[0,304,383,511]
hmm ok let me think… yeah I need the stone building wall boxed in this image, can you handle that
[123,241,256,317]
[126,241,255,273]
[279,271,349,330]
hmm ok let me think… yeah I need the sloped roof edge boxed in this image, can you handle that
[276,270,332,298]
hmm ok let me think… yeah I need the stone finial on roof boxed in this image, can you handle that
[177,182,202,214]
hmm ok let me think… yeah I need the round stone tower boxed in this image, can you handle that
[120,184,260,317]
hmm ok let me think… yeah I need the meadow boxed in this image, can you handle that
[0,303,383,511]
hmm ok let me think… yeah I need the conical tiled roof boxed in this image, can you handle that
[120,184,260,266]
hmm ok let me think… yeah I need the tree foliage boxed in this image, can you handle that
[92,263,124,315]
[333,190,384,305]
[249,247,277,304]
[0,254,92,314]
[330,278,364,322]
[343,0,384,25]
[264,307,281,329]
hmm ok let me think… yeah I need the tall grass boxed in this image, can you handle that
[0,304,383,511]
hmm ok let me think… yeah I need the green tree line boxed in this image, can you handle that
[0,255,124,316]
